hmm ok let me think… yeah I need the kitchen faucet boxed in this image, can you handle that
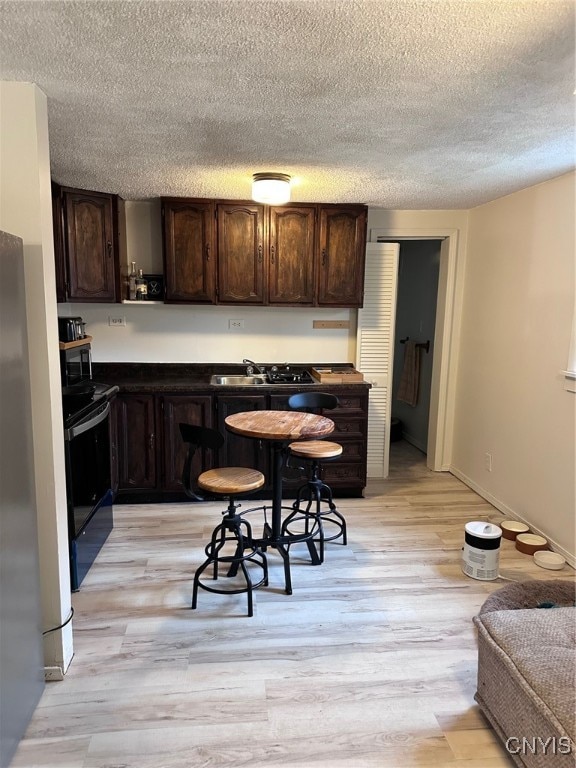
[243,358,266,375]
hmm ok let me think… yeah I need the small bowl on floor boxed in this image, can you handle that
[515,533,548,555]
[501,520,530,540]
[534,551,566,570]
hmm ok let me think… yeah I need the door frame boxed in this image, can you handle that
[370,227,460,471]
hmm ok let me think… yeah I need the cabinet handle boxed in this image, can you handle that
[149,433,155,449]
[270,245,275,264]
[258,244,263,263]
[205,243,210,261]
[107,241,112,258]
[321,248,327,266]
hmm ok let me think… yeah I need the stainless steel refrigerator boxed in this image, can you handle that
[0,230,44,767]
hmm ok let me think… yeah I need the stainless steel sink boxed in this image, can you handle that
[210,375,267,386]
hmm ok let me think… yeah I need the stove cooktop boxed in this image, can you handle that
[266,369,314,385]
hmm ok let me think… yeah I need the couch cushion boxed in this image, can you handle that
[479,580,575,615]
[474,607,575,768]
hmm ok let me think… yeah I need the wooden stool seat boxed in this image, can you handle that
[288,440,343,459]
[198,467,265,495]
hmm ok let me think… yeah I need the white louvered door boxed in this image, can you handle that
[356,243,399,478]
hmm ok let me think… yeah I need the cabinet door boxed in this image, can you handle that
[268,205,316,305]
[109,396,119,495]
[51,182,68,303]
[162,198,216,303]
[64,188,118,302]
[160,394,214,491]
[215,394,270,485]
[317,205,367,307]
[116,394,157,490]
[217,202,265,303]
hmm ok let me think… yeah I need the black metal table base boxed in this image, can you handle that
[282,478,347,564]
[254,506,322,595]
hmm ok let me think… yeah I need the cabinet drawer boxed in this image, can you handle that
[333,439,365,463]
[333,392,368,414]
[331,417,366,441]
[321,462,366,486]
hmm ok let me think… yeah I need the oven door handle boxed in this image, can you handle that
[65,402,110,441]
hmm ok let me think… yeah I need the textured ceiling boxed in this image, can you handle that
[0,0,574,208]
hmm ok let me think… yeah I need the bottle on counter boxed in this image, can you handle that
[135,269,148,301]
[128,261,137,300]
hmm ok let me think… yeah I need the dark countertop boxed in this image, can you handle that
[92,363,371,393]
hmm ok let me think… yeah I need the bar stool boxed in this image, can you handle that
[281,393,347,563]
[180,423,268,617]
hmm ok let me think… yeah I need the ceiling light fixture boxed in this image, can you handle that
[252,172,291,205]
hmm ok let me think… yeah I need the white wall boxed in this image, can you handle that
[451,172,575,560]
[366,208,470,469]
[60,200,358,364]
[68,303,357,364]
[0,82,73,671]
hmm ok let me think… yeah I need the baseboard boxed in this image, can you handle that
[44,665,64,682]
[402,432,427,454]
[450,466,576,569]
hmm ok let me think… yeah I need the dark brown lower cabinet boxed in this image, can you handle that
[116,394,157,491]
[114,386,368,502]
[161,394,213,492]
[115,392,213,500]
[110,396,119,495]
[270,389,368,495]
[323,390,368,492]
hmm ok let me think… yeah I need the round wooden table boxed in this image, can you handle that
[225,410,335,593]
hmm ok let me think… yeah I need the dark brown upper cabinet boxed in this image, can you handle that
[268,204,316,305]
[53,184,124,303]
[161,198,216,303]
[162,197,366,307]
[317,205,367,307]
[216,201,266,304]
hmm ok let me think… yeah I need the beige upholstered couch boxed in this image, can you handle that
[474,581,575,768]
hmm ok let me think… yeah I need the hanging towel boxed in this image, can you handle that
[396,340,420,407]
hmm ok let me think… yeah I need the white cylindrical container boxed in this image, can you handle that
[462,522,502,581]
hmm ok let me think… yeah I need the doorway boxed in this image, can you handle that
[387,239,441,460]
[365,227,460,475]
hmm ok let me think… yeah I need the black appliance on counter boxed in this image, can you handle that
[58,316,86,343]
[60,340,118,590]
[266,367,314,385]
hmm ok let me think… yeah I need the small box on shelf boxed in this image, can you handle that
[142,274,164,300]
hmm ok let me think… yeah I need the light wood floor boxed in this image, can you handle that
[13,441,575,768]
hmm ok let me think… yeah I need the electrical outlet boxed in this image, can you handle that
[108,316,126,327]
[484,452,493,472]
[228,319,244,330]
